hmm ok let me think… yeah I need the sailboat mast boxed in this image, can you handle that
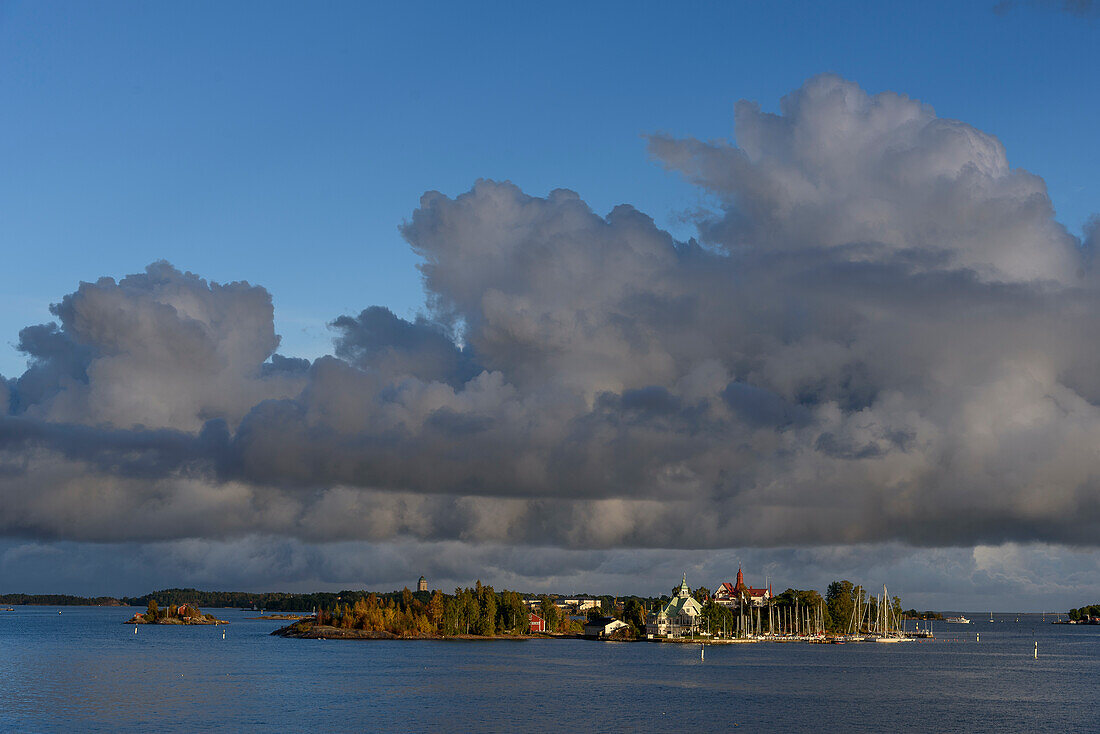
[883,584,890,634]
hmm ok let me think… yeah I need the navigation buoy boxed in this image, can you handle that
[134,626,138,634]
[222,630,226,640]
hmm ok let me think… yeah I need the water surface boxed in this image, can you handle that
[1,608,1096,732]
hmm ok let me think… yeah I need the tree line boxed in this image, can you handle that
[312,582,545,637]
[0,589,346,609]
[125,588,344,610]
[0,593,125,606]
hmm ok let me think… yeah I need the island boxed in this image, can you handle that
[126,600,227,625]
[1058,604,1100,624]
[902,609,944,620]
[271,586,558,640]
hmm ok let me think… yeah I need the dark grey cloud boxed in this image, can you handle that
[332,306,479,386]
[3,76,1100,565]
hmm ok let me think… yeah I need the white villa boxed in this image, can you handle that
[647,574,703,638]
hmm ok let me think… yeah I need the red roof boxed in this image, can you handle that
[716,580,771,598]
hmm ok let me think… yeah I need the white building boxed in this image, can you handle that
[560,598,601,611]
[584,616,629,639]
[647,574,703,638]
[522,597,601,612]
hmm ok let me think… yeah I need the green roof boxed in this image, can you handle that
[658,594,702,619]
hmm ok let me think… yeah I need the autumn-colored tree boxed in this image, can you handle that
[429,590,444,628]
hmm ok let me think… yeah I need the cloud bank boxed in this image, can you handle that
[3,75,1100,563]
[4,536,1098,610]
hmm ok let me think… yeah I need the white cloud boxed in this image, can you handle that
[2,77,1100,596]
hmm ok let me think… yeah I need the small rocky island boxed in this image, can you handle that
[126,601,227,625]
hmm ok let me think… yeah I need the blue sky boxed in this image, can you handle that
[5,2,1100,605]
[1,0,1096,377]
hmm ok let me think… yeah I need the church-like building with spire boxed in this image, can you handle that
[714,566,772,609]
[646,574,703,638]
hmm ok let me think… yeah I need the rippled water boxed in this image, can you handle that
[1,607,1097,732]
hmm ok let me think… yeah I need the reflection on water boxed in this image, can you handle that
[1,608,1098,732]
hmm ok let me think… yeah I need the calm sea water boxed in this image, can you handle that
[1,607,1097,732]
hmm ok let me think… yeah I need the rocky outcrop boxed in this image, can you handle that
[125,612,228,625]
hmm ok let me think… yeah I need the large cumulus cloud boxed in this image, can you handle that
[3,75,1100,556]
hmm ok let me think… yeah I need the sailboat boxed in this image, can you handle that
[865,589,884,642]
[871,585,912,642]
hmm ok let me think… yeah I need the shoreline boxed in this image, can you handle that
[271,623,931,644]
